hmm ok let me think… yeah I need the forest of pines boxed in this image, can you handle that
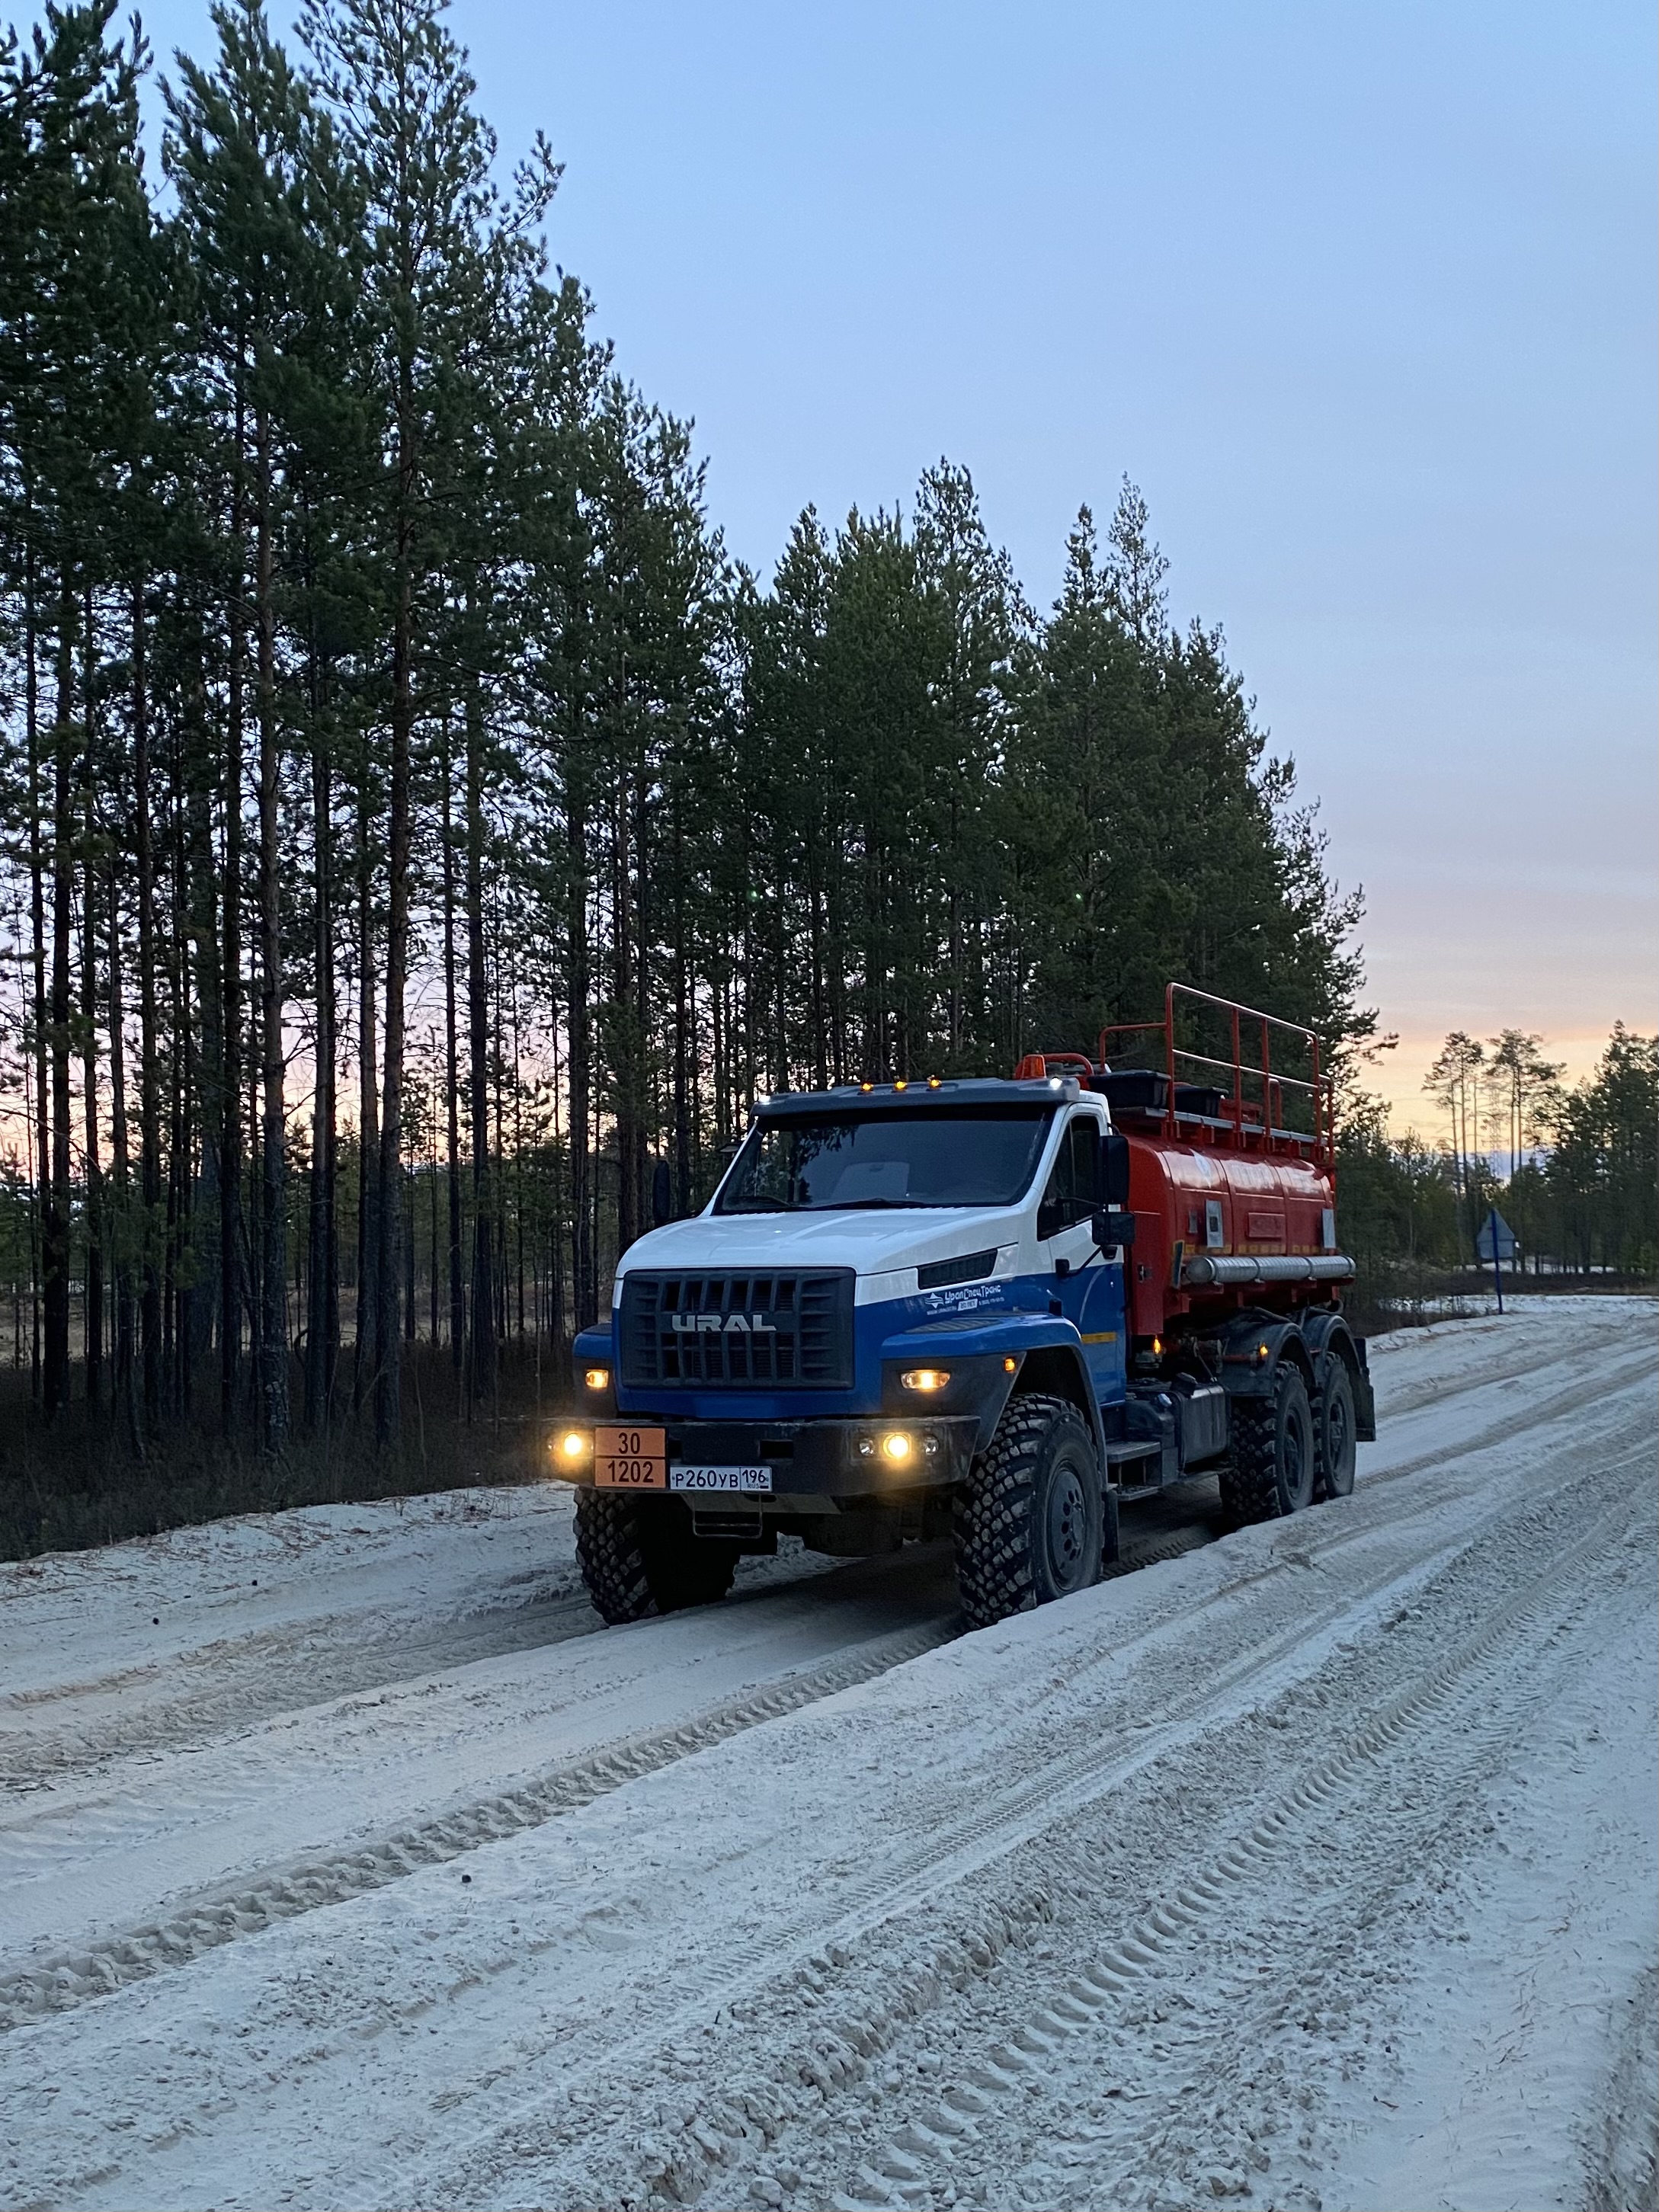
[0,0,1368,1485]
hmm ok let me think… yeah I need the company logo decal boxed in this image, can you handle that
[922,1282,1004,1314]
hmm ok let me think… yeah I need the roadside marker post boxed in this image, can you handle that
[1476,1206,1519,1314]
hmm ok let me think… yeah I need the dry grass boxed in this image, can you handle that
[0,1339,570,1561]
[5,1275,1650,1562]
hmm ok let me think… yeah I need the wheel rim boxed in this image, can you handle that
[1046,1461,1090,1589]
[1281,1407,1310,1509]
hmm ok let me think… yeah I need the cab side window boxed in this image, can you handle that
[1038,1116,1100,1240]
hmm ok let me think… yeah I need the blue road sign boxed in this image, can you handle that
[1476,1209,1518,1264]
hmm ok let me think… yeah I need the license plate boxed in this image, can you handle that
[594,1425,667,1490]
[670,1465,773,1493]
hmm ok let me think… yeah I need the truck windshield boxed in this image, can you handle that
[716,1107,1054,1213]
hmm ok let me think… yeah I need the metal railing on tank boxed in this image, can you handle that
[1096,983,1333,1171]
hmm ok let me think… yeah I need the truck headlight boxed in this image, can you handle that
[880,1430,915,1465]
[554,1429,591,1465]
[583,1366,611,1392]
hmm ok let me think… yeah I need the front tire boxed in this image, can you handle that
[954,1393,1104,1629]
[575,1493,740,1625]
[1220,1365,1315,1525]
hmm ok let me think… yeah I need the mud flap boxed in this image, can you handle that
[1353,1361,1377,1443]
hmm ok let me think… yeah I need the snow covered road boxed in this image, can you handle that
[2,1296,1654,2212]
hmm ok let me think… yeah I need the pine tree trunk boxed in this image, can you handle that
[404,1165,416,1343]
[671,813,690,1219]
[306,723,337,1433]
[255,415,288,1451]
[132,584,163,1431]
[24,522,46,1403]
[440,740,464,1373]
[566,783,593,1330]
[43,578,75,1419]
[107,853,141,1455]
[81,824,104,1413]
[354,776,379,1414]
[168,777,195,1417]
[465,671,495,1397]
[220,505,244,1433]
[373,385,416,1449]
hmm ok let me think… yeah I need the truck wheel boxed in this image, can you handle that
[1315,1361,1357,1500]
[575,1493,739,1624]
[575,1490,655,1624]
[1220,1365,1315,1525]
[954,1393,1103,1629]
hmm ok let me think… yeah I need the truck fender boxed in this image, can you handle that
[1003,1343,1111,1473]
[1215,1314,1315,1401]
[573,1324,612,1374]
[1299,1311,1376,1442]
[880,1316,1108,1470]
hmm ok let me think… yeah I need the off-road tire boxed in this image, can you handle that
[954,1393,1104,1630]
[575,1493,740,1625]
[575,1490,654,1624]
[1219,1365,1315,1525]
[1314,1359,1357,1500]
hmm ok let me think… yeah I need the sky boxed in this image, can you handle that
[129,0,1657,1135]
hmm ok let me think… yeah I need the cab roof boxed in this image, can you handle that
[751,1076,1087,1118]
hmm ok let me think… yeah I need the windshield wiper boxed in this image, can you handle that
[719,1196,786,1212]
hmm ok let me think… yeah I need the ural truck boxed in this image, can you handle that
[551,984,1376,1630]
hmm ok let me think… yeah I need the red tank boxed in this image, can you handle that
[1018,983,1352,1346]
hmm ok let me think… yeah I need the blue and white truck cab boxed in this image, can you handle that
[552,1062,1368,1628]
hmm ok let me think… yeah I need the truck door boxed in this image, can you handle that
[1038,1113,1126,1406]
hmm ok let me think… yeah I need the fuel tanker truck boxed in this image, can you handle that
[550,984,1376,1629]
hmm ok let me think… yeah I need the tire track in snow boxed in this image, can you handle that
[0,1326,1648,2212]
[11,1317,1622,1791]
[548,1429,1654,2212]
[0,1501,1238,2031]
[392,1375,1655,2212]
[3,1550,842,1785]
[0,1613,955,2034]
[805,1468,1654,2212]
[2,1584,602,1786]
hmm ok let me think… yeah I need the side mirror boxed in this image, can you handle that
[1102,1132,1131,1210]
[1093,1209,1135,1250]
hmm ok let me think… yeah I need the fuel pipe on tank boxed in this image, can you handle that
[1180,1253,1356,1286]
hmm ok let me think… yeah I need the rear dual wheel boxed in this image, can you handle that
[575,1492,740,1625]
[1220,1364,1315,1525]
[1315,1360,1358,1500]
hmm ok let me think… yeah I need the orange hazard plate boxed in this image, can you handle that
[594,1425,667,1490]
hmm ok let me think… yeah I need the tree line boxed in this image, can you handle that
[2,0,1372,1468]
[1338,1022,1658,1282]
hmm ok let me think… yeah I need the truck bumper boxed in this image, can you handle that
[551,1413,981,1496]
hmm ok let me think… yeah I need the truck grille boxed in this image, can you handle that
[620,1270,854,1390]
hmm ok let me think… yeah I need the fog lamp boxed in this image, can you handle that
[901,1367,950,1394]
[583,1365,611,1391]
[879,1430,915,1465]
[555,1428,591,1463]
